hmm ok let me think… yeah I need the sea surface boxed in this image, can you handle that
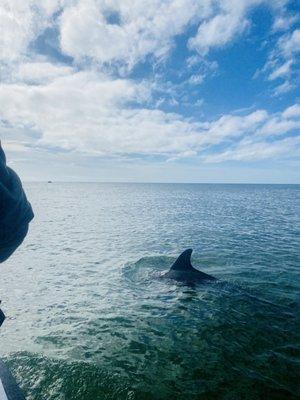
[1,183,299,400]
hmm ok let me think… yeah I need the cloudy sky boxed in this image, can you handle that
[1,0,300,182]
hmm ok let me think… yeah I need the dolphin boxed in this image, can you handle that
[164,249,216,283]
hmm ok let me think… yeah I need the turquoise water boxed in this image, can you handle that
[1,183,299,399]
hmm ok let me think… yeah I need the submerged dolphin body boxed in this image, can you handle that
[164,249,216,283]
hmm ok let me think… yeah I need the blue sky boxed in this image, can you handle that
[1,0,300,183]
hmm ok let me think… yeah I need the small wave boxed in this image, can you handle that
[4,352,134,400]
[122,255,172,286]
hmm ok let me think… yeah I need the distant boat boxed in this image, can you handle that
[47,181,52,183]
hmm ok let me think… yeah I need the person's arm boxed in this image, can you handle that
[0,142,34,263]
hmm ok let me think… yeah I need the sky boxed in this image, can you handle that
[1,0,300,183]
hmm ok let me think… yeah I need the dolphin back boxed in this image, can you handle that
[170,249,194,271]
[167,248,216,282]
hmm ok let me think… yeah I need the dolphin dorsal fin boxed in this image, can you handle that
[170,249,193,271]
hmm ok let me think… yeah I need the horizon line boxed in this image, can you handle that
[23,181,300,185]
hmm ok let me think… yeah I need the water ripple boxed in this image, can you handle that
[1,183,299,399]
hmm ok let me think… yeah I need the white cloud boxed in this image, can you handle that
[204,136,300,163]
[0,0,298,177]
[204,103,300,163]
[0,0,63,63]
[59,0,288,68]
[0,0,289,72]
[2,141,29,153]
[0,70,202,155]
[268,59,293,80]
[188,11,248,54]
[283,104,300,119]
[188,0,284,55]
[188,74,205,85]
[15,61,74,84]
[257,103,300,136]
[59,0,212,68]
[279,28,300,57]
[1,62,298,163]
[272,14,299,32]
[200,110,268,145]
[273,80,295,95]
[258,118,300,136]
[263,28,300,94]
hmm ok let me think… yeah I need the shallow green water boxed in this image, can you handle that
[1,183,299,399]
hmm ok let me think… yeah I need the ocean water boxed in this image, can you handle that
[1,183,299,400]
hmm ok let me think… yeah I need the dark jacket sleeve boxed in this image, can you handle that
[0,143,34,262]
